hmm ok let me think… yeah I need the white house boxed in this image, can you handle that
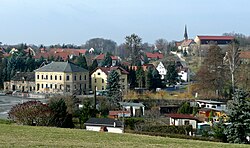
[119,102,145,117]
[156,62,167,80]
[166,113,199,129]
[195,100,227,110]
[178,67,189,82]
[84,118,123,133]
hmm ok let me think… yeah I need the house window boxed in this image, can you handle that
[60,76,62,80]
[98,72,100,75]
[41,84,44,88]
[84,84,86,89]
[84,75,87,80]
[37,75,39,79]
[66,85,70,92]
[60,85,62,90]
[80,84,82,90]
[46,84,48,88]
[95,79,97,83]
[102,79,104,83]
[102,86,104,90]
[184,120,189,125]
[74,75,76,81]
[37,84,40,90]
[55,84,57,89]
[80,75,82,80]
[66,75,70,81]
[50,75,53,80]
[50,84,52,88]
[42,75,44,79]
[55,75,57,80]
[46,75,48,80]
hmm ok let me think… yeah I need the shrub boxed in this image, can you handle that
[0,119,14,124]
[126,130,222,142]
[8,101,51,126]
[140,125,193,135]
[49,98,74,128]
[125,118,144,130]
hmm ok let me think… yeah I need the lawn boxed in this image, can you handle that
[0,124,248,148]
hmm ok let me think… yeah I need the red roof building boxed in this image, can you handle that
[145,52,164,60]
[94,53,118,60]
[34,48,87,61]
[195,35,234,45]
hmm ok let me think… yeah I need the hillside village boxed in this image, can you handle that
[0,27,250,143]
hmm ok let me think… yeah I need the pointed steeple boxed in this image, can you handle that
[184,25,188,41]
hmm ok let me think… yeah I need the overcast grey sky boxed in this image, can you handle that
[0,0,250,45]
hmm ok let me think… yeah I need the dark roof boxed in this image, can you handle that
[11,72,35,81]
[197,36,234,40]
[84,118,122,127]
[35,61,88,73]
[166,114,198,120]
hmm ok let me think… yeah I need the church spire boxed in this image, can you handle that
[184,25,188,41]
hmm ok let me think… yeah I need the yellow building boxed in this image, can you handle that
[91,67,128,93]
[35,61,89,95]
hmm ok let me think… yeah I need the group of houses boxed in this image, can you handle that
[83,99,228,134]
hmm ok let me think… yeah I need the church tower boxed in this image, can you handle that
[184,25,188,41]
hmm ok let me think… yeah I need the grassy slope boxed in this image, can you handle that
[0,124,248,148]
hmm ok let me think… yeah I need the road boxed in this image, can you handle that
[0,95,47,119]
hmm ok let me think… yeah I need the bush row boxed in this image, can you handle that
[140,125,193,135]
[126,130,222,142]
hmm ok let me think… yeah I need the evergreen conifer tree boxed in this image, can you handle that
[225,89,250,144]
[106,70,122,109]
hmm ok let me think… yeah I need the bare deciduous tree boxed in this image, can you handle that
[223,40,240,92]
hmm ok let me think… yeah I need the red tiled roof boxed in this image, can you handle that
[50,48,87,55]
[166,113,198,120]
[34,53,50,59]
[145,52,163,59]
[197,36,234,40]
[181,39,194,46]
[129,64,155,71]
[95,54,118,60]
[34,48,87,60]
[94,66,129,75]
[109,111,130,116]
[239,51,250,59]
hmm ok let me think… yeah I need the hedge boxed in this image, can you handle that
[141,125,193,135]
[126,130,222,142]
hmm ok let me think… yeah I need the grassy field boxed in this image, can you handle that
[0,124,248,147]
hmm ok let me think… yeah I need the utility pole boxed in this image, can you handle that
[94,86,97,111]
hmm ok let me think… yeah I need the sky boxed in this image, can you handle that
[0,0,250,46]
